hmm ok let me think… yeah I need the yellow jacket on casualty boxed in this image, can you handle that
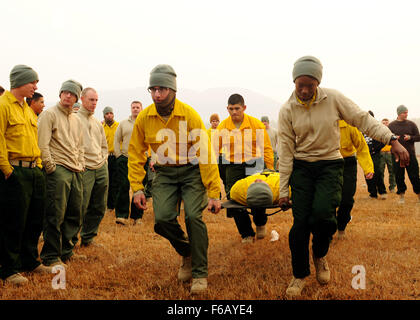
[128,99,220,199]
[215,114,274,169]
[339,120,374,175]
[0,91,42,175]
[230,171,280,205]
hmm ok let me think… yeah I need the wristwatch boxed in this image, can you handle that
[389,134,398,143]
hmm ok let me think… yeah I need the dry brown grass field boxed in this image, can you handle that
[1,164,419,301]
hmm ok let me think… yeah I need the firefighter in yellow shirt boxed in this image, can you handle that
[103,106,119,211]
[128,64,221,295]
[207,113,227,197]
[0,65,52,285]
[215,94,274,243]
[337,120,374,239]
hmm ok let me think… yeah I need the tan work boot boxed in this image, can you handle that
[256,225,266,239]
[241,236,254,244]
[178,256,192,282]
[81,241,104,248]
[132,219,142,226]
[32,264,54,274]
[285,277,305,297]
[313,254,330,285]
[190,278,207,294]
[116,217,128,225]
[5,273,29,286]
[399,194,405,204]
[48,260,68,269]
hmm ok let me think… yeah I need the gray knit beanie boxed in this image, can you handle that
[397,105,408,115]
[10,65,39,89]
[149,64,177,92]
[60,79,83,100]
[103,106,114,116]
[246,182,273,207]
[261,116,269,123]
[292,56,323,83]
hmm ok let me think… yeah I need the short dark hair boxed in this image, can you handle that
[228,93,245,106]
[26,92,43,106]
[0,85,5,95]
[368,110,374,117]
[131,100,142,106]
[382,118,389,122]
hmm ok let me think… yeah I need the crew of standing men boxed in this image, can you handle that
[0,58,419,298]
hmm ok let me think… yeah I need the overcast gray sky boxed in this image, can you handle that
[1,0,419,122]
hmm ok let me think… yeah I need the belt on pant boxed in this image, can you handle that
[9,159,38,168]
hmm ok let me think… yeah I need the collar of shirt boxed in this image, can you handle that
[296,91,317,109]
[224,114,252,130]
[149,99,184,122]
[4,91,25,108]
[57,102,74,116]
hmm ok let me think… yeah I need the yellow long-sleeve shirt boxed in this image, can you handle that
[103,121,119,154]
[215,114,274,169]
[128,99,220,199]
[0,91,42,175]
[230,171,284,205]
[339,120,374,175]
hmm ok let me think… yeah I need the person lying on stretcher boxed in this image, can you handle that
[223,170,291,241]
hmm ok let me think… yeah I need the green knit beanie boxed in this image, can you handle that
[261,116,269,123]
[10,65,39,89]
[397,105,408,115]
[246,182,273,207]
[103,106,113,116]
[60,79,83,100]
[292,56,323,83]
[149,64,177,92]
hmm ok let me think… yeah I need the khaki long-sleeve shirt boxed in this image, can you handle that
[278,87,392,198]
[38,102,85,174]
[114,116,135,158]
[0,91,42,175]
[77,106,108,170]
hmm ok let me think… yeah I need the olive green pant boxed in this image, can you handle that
[379,152,396,191]
[336,156,357,231]
[0,166,45,279]
[115,156,150,220]
[152,164,208,278]
[40,165,83,265]
[289,159,344,279]
[107,155,118,210]
[73,163,108,246]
